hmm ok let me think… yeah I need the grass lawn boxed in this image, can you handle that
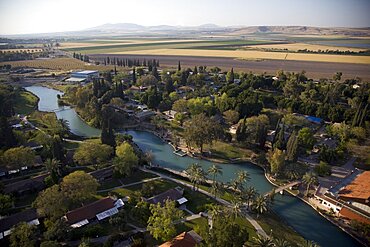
[204,141,255,160]
[255,211,306,246]
[119,170,159,185]
[28,111,58,131]
[14,90,38,115]
[63,141,80,149]
[183,188,216,213]
[14,193,38,208]
[98,178,122,190]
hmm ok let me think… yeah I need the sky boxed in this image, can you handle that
[0,0,369,35]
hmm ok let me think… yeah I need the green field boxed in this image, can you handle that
[14,90,39,115]
[62,40,272,54]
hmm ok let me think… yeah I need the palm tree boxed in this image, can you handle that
[186,163,205,191]
[144,150,154,166]
[208,164,222,197]
[229,200,242,219]
[211,181,224,198]
[302,172,318,197]
[274,238,291,247]
[253,195,268,218]
[299,240,320,247]
[208,164,223,184]
[251,234,274,247]
[241,186,257,210]
[236,170,250,190]
[56,119,70,137]
[45,158,62,177]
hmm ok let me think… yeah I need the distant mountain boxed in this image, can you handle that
[2,23,370,38]
[86,23,145,31]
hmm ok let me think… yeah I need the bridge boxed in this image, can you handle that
[265,180,301,197]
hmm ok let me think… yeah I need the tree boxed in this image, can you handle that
[223,110,239,125]
[109,210,127,231]
[147,199,184,241]
[274,238,291,247]
[298,127,315,150]
[40,241,62,247]
[240,186,257,210]
[198,207,248,247]
[268,149,285,176]
[273,124,286,150]
[227,67,235,83]
[0,116,17,149]
[208,164,222,197]
[2,146,35,171]
[114,142,139,176]
[186,163,205,191]
[229,200,242,219]
[132,67,136,83]
[183,113,222,153]
[253,195,268,218]
[9,222,37,247]
[73,142,113,166]
[177,61,181,71]
[43,218,70,241]
[251,234,274,247]
[314,161,331,177]
[302,172,318,197]
[61,171,99,205]
[0,193,13,215]
[44,158,62,184]
[286,131,299,162]
[299,240,320,247]
[33,185,67,220]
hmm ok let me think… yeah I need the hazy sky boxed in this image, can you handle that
[0,0,369,34]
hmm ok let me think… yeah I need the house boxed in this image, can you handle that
[89,166,114,182]
[145,187,187,206]
[66,70,99,84]
[135,110,156,122]
[0,208,40,239]
[3,173,48,195]
[23,141,43,151]
[159,230,203,247]
[163,110,177,120]
[64,197,124,228]
[338,171,370,206]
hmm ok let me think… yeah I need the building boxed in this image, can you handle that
[338,171,370,205]
[64,197,124,228]
[145,187,188,206]
[66,70,99,84]
[3,173,48,195]
[0,208,40,239]
[160,230,203,247]
[163,110,177,120]
[89,166,114,182]
[316,170,370,224]
[135,110,156,122]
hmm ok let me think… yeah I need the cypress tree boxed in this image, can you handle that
[286,131,298,162]
[178,61,181,71]
[132,67,136,84]
[193,66,198,75]
[273,124,286,150]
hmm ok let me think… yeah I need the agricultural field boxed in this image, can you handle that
[0,48,43,53]
[0,57,125,71]
[61,39,274,53]
[112,48,370,64]
[244,42,366,52]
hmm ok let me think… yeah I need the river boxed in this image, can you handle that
[25,85,361,247]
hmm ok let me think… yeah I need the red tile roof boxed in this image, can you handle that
[65,197,115,225]
[339,207,370,224]
[338,171,370,202]
[160,231,202,247]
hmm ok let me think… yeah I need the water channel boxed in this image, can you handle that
[25,85,361,247]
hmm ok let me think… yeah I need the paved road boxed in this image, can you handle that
[140,167,268,237]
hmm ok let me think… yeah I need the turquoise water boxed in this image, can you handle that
[26,86,362,247]
[25,86,101,137]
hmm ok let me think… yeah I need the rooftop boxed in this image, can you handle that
[72,70,98,75]
[0,208,39,233]
[65,197,115,225]
[160,230,203,247]
[146,187,184,205]
[338,171,370,202]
